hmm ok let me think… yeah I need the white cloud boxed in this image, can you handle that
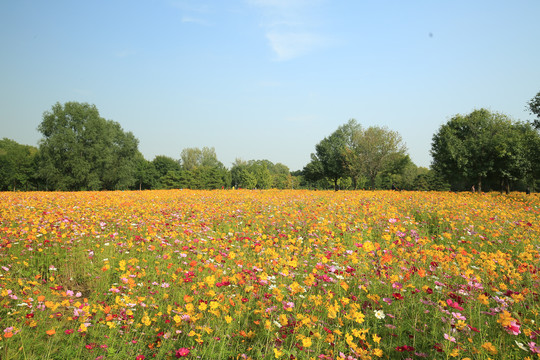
[171,1,211,26]
[247,0,329,61]
[267,31,326,61]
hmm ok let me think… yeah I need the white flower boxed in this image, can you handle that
[515,341,528,351]
[374,310,385,319]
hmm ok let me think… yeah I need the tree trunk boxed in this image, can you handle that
[477,177,482,193]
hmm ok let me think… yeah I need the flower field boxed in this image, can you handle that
[0,190,539,360]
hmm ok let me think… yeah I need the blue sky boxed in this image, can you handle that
[1,0,539,171]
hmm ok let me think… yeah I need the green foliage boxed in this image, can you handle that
[179,147,229,189]
[527,90,540,129]
[37,102,140,191]
[0,138,38,191]
[431,109,539,192]
[314,127,349,190]
[305,119,409,190]
[152,155,181,179]
[240,168,258,189]
[231,159,293,189]
[412,169,451,191]
[133,154,158,190]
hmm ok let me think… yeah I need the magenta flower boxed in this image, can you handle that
[176,348,190,358]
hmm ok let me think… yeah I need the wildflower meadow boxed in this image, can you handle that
[0,190,538,360]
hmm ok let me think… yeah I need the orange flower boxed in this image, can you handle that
[46,329,56,336]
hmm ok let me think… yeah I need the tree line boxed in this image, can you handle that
[1,93,540,192]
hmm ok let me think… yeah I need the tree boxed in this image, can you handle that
[0,138,38,191]
[431,108,538,192]
[179,147,229,189]
[240,169,257,189]
[153,155,181,178]
[306,119,409,190]
[347,125,408,189]
[133,153,158,190]
[231,159,291,189]
[375,154,414,190]
[302,154,325,188]
[412,169,450,191]
[38,102,140,190]
[272,163,290,189]
[526,91,540,129]
[312,126,350,190]
[180,147,221,171]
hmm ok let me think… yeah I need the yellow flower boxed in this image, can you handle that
[302,337,312,348]
[141,315,151,326]
[482,342,497,355]
[497,310,514,327]
[477,293,489,305]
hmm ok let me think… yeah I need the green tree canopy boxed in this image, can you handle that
[177,147,229,189]
[231,159,291,189]
[431,108,539,192]
[37,102,140,191]
[304,119,409,190]
[527,90,540,129]
[0,138,38,191]
[152,155,181,188]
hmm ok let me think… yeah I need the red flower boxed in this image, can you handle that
[136,356,145,360]
[396,345,415,352]
[392,293,404,300]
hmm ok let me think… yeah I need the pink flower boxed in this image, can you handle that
[136,355,145,360]
[529,342,540,354]
[176,348,190,358]
[444,333,456,343]
[506,321,521,335]
[283,301,295,310]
